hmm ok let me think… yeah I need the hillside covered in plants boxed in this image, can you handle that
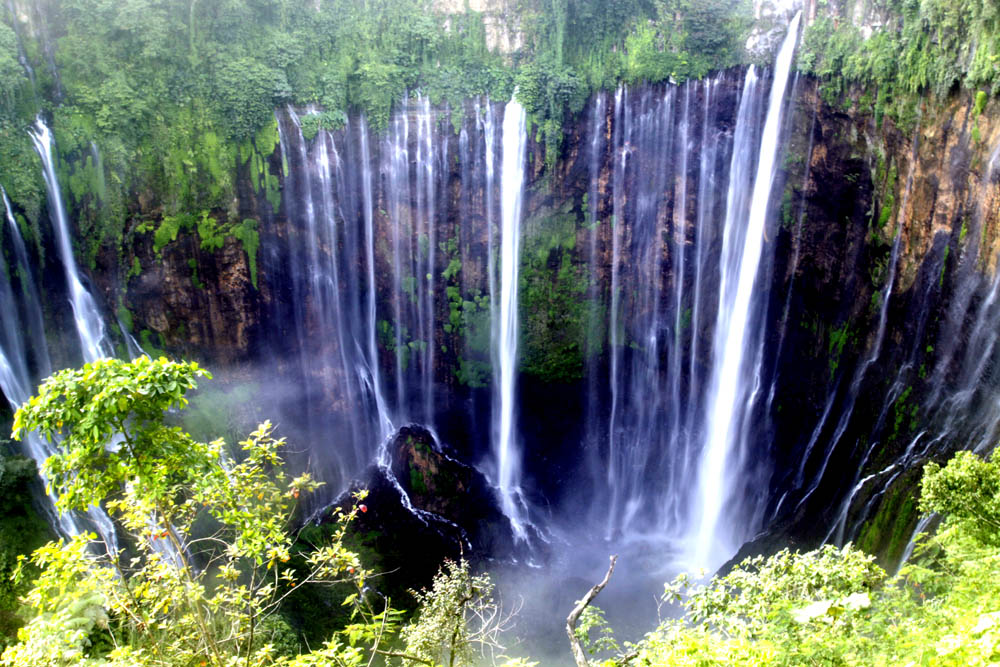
[4,0,1000,663]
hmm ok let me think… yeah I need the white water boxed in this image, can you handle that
[668,86,690,504]
[496,96,528,539]
[485,99,500,437]
[28,121,119,554]
[690,12,801,569]
[1,185,117,552]
[28,118,110,362]
[416,96,437,426]
[605,86,627,538]
[0,189,80,540]
[360,119,393,439]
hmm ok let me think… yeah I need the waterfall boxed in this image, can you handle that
[605,85,685,538]
[495,96,528,539]
[385,103,410,416]
[376,95,448,425]
[0,189,71,530]
[272,107,398,485]
[248,36,813,555]
[667,86,690,525]
[605,85,627,538]
[584,91,606,499]
[27,117,110,362]
[485,99,500,453]
[25,122,117,556]
[360,119,392,439]
[687,75,723,454]
[1,187,49,378]
[823,134,1000,551]
[245,7,1000,568]
[1,186,117,552]
[416,96,438,426]
[690,12,801,568]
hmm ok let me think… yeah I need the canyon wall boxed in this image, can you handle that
[8,60,1000,566]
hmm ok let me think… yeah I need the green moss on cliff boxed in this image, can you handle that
[799,0,1000,129]
[232,218,260,289]
[153,213,189,255]
[145,211,259,289]
[519,205,588,383]
[855,469,921,568]
[2,0,754,250]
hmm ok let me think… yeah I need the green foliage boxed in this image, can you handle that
[519,207,588,382]
[233,218,261,288]
[0,23,24,105]
[890,385,919,444]
[585,448,1000,666]
[114,305,132,334]
[145,210,259,288]
[196,211,226,251]
[799,0,1000,129]
[399,559,526,667]
[438,235,492,388]
[856,470,921,566]
[574,606,620,658]
[11,357,217,514]
[213,57,291,142]
[827,322,854,379]
[0,455,55,650]
[297,111,347,143]
[975,89,989,115]
[152,213,189,255]
[1,0,754,246]
[0,121,44,240]
[455,358,491,389]
[512,0,750,164]
[5,357,385,666]
[921,449,1000,547]
[138,329,166,359]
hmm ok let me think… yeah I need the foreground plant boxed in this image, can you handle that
[393,558,529,667]
[582,449,1000,666]
[558,449,1000,666]
[2,356,384,666]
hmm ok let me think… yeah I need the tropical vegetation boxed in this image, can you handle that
[0,0,753,270]
[1,356,999,666]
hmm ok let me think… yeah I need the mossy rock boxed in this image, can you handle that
[855,467,923,570]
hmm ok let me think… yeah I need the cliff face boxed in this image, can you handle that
[763,82,1000,562]
[27,68,1000,565]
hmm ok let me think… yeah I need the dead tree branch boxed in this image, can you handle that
[566,554,618,667]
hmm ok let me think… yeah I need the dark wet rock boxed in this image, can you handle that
[312,425,520,596]
[388,424,516,556]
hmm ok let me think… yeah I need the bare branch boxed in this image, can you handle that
[567,554,618,667]
[617,648,640,665]
[374,649,436,666]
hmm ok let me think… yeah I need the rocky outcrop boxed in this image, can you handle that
[388,425,512,553]
[123,232,260,363]
[312,425,516,594]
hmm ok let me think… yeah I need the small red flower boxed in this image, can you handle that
[359,504,368,513]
